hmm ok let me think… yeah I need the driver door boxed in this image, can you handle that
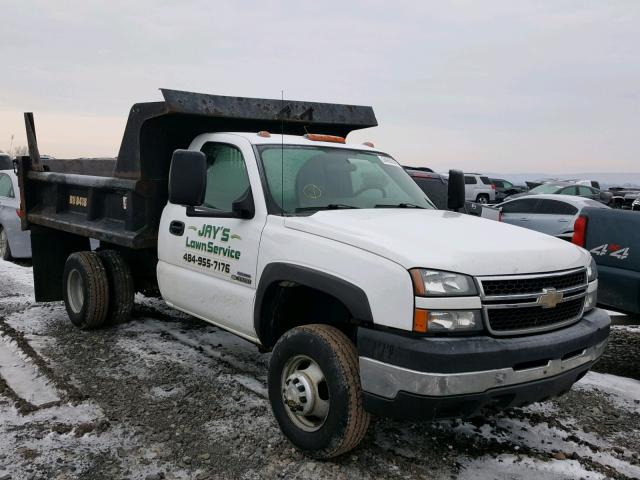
[157,135,267,339]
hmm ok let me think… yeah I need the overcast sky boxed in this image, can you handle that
[1,1,638,173]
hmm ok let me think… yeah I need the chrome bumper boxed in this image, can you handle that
[359,338,607,400]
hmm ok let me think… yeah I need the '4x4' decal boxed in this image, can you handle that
[590,243,630,260]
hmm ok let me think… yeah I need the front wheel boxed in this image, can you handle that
[268,324,370,459]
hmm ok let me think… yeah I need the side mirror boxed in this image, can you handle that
[168,150,206,206]
[447,169,466,211]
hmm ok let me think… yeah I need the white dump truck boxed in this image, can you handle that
[17,89,609,458]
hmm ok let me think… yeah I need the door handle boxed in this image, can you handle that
[169,220,185,236]
[557,219,569,223]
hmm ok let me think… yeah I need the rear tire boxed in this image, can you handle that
[476,194,489,204]
[0,226,11,261]
[98,250,134,325]
[268,324,370,459]
[62,251,109,330]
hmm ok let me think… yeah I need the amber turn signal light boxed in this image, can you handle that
[413,308,429,333]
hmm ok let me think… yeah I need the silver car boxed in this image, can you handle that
[0,169,31,260]
[497,194,609,239]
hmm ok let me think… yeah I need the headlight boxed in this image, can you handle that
[410,269,477,296]
[587,257,598,282]
[413,309,483,333]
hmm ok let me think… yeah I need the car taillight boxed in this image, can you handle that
[16,208,24,219]
[490,184,496,190]
[572,215,588,247]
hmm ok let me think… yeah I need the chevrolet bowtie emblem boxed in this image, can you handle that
[537,288,564,309]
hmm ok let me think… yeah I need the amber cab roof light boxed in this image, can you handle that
[304,134,346,144]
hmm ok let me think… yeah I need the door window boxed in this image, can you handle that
[500,198,539,214]
[464,176,477,185]
[0,174,14,198]
[560,186,578,195]
[577,186,595,196]
[200,143,251,212]
[536,199,578,215]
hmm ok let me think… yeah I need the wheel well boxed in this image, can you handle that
[258,282,358,349]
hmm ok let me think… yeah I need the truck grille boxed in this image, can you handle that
[479,269,588,335]
[487,297,584,333]
[481,271,586,297]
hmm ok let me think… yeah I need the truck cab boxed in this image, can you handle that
[17,90,610,459]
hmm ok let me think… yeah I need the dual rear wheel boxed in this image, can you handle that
[62,250,134,329]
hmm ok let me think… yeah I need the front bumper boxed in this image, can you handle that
[358,307,610,420]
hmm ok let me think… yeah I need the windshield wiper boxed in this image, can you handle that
[295,204,359,213]
[374,203,425,209]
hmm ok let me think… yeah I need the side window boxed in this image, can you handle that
[536,199,578,215]
[464,176,477,185]
[578,186,594,196]
[480,176,492,185]
[561,186,577,195]
[503,181,513,189]
[200,143,251,212]
[501,198,539,214]
[0,174,14,198]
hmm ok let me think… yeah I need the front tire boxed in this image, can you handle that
[0,226,11,261]
[268,324,370,459]
[62,251,109,329]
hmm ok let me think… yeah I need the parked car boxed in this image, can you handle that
[0,169,32,260]
[463,173,495,204]
[609,187,640,209]
[0,153,12,170]
[633,197,640,211]
[490,177,527,202]
[505,181,612,205]
[405,168,448,210]
[572,207,640,314]
[497,194,609,239]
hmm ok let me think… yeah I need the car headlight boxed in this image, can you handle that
[587,257,598,282]
[410,269,478,297]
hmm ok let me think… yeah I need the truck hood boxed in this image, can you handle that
[284,209,589,276]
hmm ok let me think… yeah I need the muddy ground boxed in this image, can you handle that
[0,259,639,480]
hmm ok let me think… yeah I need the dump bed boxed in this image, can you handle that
[17,89,378,249]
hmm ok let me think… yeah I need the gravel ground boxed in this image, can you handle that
[1,259,639,480]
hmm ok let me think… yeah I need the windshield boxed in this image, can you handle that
[258,145,436,214]
[530,184,563,194]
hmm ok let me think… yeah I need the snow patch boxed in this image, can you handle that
[459,454,605,480]
[0,334,60,405]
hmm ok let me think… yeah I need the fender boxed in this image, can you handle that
[254,262,374,346]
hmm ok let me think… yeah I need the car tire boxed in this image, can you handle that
[268,324,370,459]
[476,194,489,204]
[0,226,11,261]
[98,250,134,325]
[62,251,109,330]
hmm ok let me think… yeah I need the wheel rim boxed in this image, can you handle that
[0,229,7,258]
[281,354,330,432]
[67,269,84,314]
[478,196,488,204]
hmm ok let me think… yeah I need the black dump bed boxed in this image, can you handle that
[17,89,377,249]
